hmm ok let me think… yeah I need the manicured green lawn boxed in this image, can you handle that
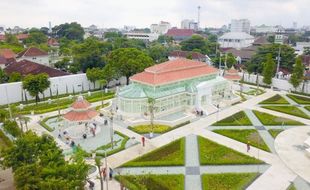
[259,94,289,104]
[128,124,171,134]
[287,94,310,105]
[115,174,184,190]
[287,183,297,190]
[243,88,265,96]
[202,173,259,190]
[198,136,263,165]
[212,111,252,126]
[306,106,310,111]
[12,92,114,115]
[268,129,284,138]
[122,138,185,167]
[261,106,310,119]
[213,129,270,152]
[253,110,304,126]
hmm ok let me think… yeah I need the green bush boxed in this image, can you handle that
[0,129,13,149]
[198,136,263,165]
[291,91,310,97]
[39,116,59,132]
[213,129,270,152]
[212,111,252,126]
[122,138,185,167]
[259,94,289,104]
[261,106,310,119]
[287,94,310,105]
[202,173,259,190]
[115,174,184,190]
[253,110,304,125]
[306,106,310,111]
[95,132,130,157]
[3,120,22,137]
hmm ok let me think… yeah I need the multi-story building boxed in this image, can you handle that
[181,19,198,31]
[218,32,255,49]
[117,59,235,118]
[230,19,251,34]
[124,32,159,42]
[150,21,171,34]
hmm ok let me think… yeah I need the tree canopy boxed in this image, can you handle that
[86,67,105,88]
[105,48,154,84]
[289,56,305,89]
[22,73,50,103]
[262,54,276,85]
[0,131,89,190]
[53,22,85,41]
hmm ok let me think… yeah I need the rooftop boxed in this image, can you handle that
[17,47,48,58]
[166,28,194,37]
[130,58,218,86]
[4,59,70,77]
[0,49,16,59]
[169,50,206,60]
[219,32,254,40]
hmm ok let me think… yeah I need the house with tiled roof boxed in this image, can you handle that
[0,49,16,68]
[117,58,237,117]
[4,60,69,77]
[168,50,208,63]
[16,47,49,66]
[165,28,194,41]
[47,38,59,47]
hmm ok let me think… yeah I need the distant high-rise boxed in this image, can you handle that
[230,19,251,34]
[48,21,52,34]
[181,19,198,31]
[150,21,171,34]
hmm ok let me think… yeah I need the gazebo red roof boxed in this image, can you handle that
[63,109,98,121]
[63,96,98,121]
[224,67,241,81]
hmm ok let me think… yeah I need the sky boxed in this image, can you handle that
[0,0,309,29]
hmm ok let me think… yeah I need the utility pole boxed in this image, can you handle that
[276,46,281,78]
[105,151,109,190]
[197,6,201,30]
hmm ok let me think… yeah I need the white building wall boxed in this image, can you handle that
[17,55,50,66]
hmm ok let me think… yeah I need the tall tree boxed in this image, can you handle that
[25,30,48,44]
[289,56,305,90]
[0,131,89,190]
[180,35,207,54]
[262,54,276,85]
[86,67,104,89]
[8,72,22,83]
[53,22,85,41]
[105,48,154,84]
[147,43,169,63]
[0,68,8,84]
[304,47,310,55]
[22,74,50,104]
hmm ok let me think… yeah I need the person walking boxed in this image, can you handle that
[141,136,145,147]
[109,167,113,180]
[102,167,107,181]
[247,141,251,152]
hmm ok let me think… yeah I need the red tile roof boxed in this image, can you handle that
[169,50,206,60]
[71,98,91,109]
[64,109,98,121]
[4,59,70,77]
[16,33,29,40]
[0,56,8,65]
[0,49,16,59]
[224,67,241,81]
[130,58,218,85]
[166,28,194,37]
[17,47,48,58]
[47,38,59,46]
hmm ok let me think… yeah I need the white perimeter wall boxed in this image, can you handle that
[0,74,126,105]
[241,73,310,94]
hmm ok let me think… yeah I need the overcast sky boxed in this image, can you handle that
[0,0,309,29]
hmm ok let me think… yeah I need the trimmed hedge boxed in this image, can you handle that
[213,129,271,152]
[212,111,252,126]
[115,174,184,190]
[253,110,304,126]
[259,94,289,105]
[268,129,284,138]
[122,138,185,167]
[128,121,190,135]
[198,136,263,165]
[202,173,259,190]
[287,94,310,105]
[39,115,59,132]
[261,106,310,119]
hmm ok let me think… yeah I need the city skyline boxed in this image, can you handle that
[0,0,309,29]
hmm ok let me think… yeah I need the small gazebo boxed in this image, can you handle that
[224,67,241,81]
[64,96,99,122]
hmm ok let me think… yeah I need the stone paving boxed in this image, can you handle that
[23,88,310,190]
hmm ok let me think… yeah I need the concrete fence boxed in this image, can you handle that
[0,74,127,106]
[240,73,310,94]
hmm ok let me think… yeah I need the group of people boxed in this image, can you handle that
[195,109,204,116]
[100,167,114,181]
[83,122,97,139]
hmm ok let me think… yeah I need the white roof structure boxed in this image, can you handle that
[219,32,254,40]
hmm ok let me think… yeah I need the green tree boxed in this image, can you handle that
[0,131,89,190]
[267,35,275,43]
[147,97,155,136]
[22,74,50,104]
[0,67,8,83]
[86,67,104,89]
[0,109,8,122]
[249,44,296,73]
[2,120,22,138]
[5,33,19,44]
[304,47,310,55]
[95,157,104,190]
[157,35,173,44]
[147,43,168,63]
[180,35,207,54]
[54,57,71,70]
[53,22,85,41]
[262,54,275,85]
[105,48,154,84]
[25,30,47,44]
[8,72,22,83]
[289,56,305,90]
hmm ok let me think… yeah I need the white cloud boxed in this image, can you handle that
[0,0,309,28]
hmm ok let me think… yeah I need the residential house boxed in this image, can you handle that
[16,47,49,66]
[165,28,194,41]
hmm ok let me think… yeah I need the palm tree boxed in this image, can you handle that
[21,116,31,131]
[95,157,104,190]
[147,97,155,137]
[15,115,31,132]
